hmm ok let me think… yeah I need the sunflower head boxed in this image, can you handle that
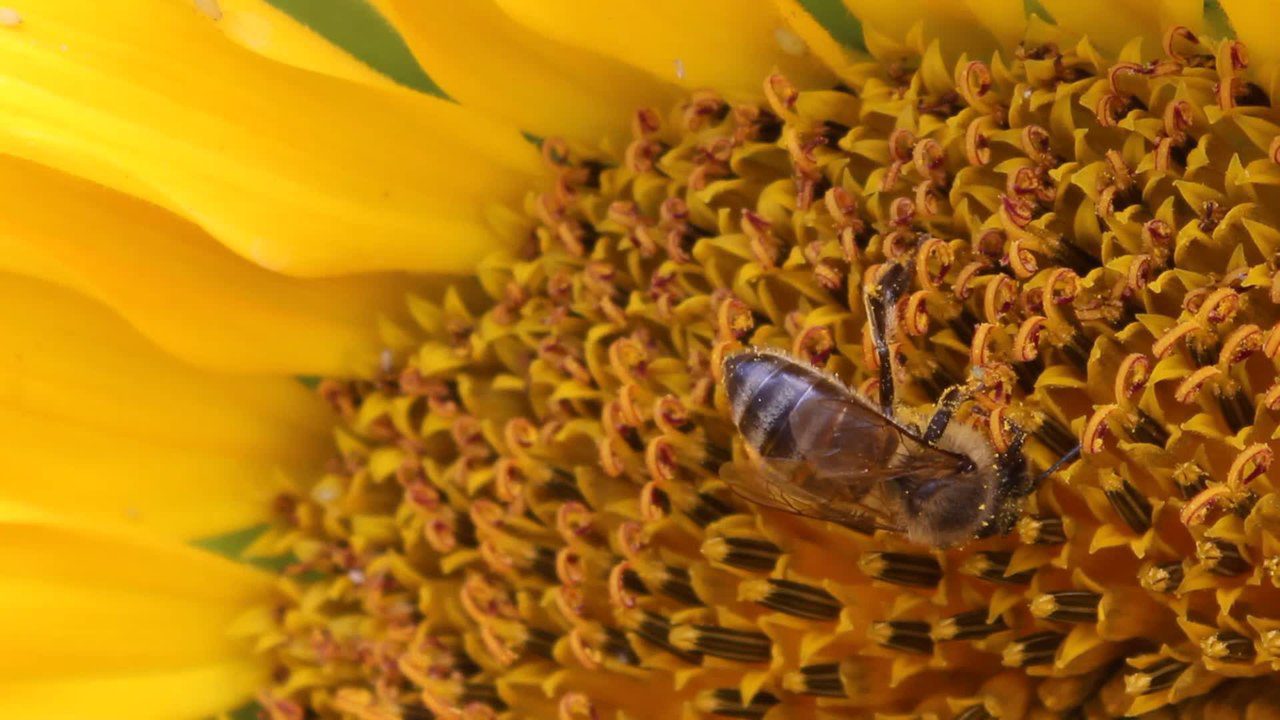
[8,2,1280,719]
[227,7,1280,718]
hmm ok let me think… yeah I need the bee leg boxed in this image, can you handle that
[864,262,911,414]
[922,384,971,444]
[1022,444,1082,495]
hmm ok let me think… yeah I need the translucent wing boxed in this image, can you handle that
[782,392,901,475]
[724,389,982,533]
[719,453,904,534]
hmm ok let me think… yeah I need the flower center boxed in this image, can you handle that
[261,27,1280,719]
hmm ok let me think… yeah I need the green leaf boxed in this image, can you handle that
[798,0,867,51]
[265,0,444,95]
[194,523,293,572]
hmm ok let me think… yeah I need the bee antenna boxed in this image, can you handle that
[1020,444,1081,496]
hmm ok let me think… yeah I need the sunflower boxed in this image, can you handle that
[9,0,1280,718]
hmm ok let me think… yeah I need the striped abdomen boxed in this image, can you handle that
[723,350,840,457]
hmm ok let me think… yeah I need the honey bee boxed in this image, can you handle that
[721,262,1078,547]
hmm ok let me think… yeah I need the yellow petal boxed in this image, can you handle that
[0,155,414,376]
[216,0,399,89]
[771,0,867,87]
[843,0,1026,57]
[0,660,267,720]
[0,500,271,718]
[0,273,333,538]
[1039,0,1202,56]
[492,0,834,100]
[370,0,680,146]
[0,1,542,277]
[1220,0,1280,67]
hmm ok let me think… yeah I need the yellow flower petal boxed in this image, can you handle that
[1039,0,1202,55]
[0,500,271,718]
[0,1,542,277]
[217,0,398,89]
[843,0,1025,57]
[1220,0,1280,67]
[0,155,415,376]
[370,0,680,146]
[492,0,834,100]
[771,0,867,86]
[0,273,333,538]
[0,660,266,720]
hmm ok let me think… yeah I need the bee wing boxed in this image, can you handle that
[720,454,904,534]
[784,392,904,476]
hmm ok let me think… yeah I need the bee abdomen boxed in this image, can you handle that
[723,351,824,455]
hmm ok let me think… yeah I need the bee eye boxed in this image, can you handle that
[957,458,977,474]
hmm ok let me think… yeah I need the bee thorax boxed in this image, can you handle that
[895,474,995,546]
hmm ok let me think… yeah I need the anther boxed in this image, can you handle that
[739,578,841,620]
[1017,515,1066,545]
[669,624,772,663]
[1102,472,1153,533]
[784,663,846,697]
[1197,539,1251,576]
[860,551,943,587]
[685,492,734,528]
[634,562,702,606]
[1030,591,1101,623]
[694,689,778,720]
[701,535,782,572]
[1125,658,1190,695]
[869,620,934,654]
[1202,631,1256,662]
[960,551,1034,584]
[934,610,1009,641]
[1139,561,1185,594]
[1002,631,1063,667]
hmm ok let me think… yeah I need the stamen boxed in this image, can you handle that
[960,552,1034,584]
[739,578,841,620]
[1197,539,1251,576]
[694,689,778,720]
[1030,591,1101,623]
[1002,631,1063,667]
[702,536,782,572]
[1017,515,1066,545]
[1125,658,1190,695]
[1140,562,1185,594]
[669,624,772,663]
[934,610,1009,641]
[869,620,934,654]
[1202,631,1256,662]
[1102,472,1153,533]
[859,552,943,588]
[784,663,846,697]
